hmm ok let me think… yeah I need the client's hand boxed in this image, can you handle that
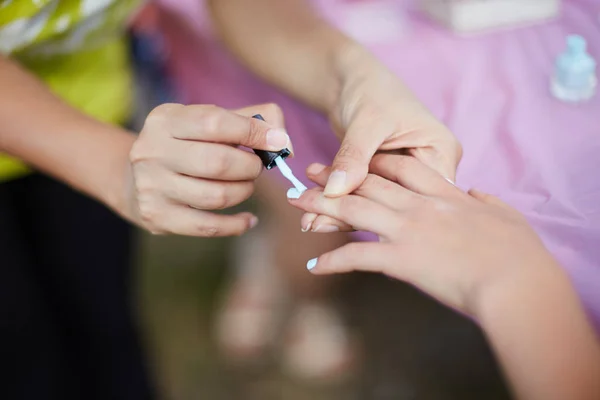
[288,155,557,315]
[290,157,600,400]
[125,103,289,237]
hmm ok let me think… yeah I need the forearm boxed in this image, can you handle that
[478,260,600,400]
[207,0,362,113]
[0,56,134,217]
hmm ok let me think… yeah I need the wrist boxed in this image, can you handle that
[473,254,568,326]
[309,28,360,116]
[101,131,137,223]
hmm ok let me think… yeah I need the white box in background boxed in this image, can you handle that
[420,0,561,34]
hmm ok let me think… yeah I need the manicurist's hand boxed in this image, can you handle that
[324,47,462,197]
[208,0,461,198]
[124,103,290,236]
[0,55,291,238]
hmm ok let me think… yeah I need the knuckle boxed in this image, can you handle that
[133,173,157,197]
[207,153,231,177]
[247,118,265,147]
[128,141,147,164]
[338,195,361,215]
[325,244,356,268]
[412,198,435,220]
[250,159,263,179]
[208,187,230,210]
[341,243,360,259]
[336,142,364,163]
[138,200,160,226]
[146,103,179,124]
[361,174,384,192]
[261,103,283,120]
[197,105,223,134]
[129,137,161,165]
[196,223,220,237]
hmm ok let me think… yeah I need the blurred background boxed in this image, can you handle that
[136,230,509,400]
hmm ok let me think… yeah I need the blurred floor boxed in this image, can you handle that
[135,229,511,400]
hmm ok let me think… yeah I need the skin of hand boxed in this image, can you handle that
[208,0,462,198]
[0,55,289,238]
[288,156,600,400]
[123,103,291,237]
[289,154,558,314]
[325,46,462,197]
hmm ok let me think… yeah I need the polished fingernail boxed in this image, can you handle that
[266,128,289,150]
[324,170,346,196]
[301,213,317,232]
[249,216,259,229]
[287,140,296,157]
[306,163,327,176]
[306,258,318,270]
[312,225,339,233]
[287,187,305,199]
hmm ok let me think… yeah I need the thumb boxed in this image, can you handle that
[410,142,461,182]
[325,132,380,197]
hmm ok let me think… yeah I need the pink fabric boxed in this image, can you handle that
[157,0,600,330]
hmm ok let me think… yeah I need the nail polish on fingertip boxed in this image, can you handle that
[324,170,347,196]
[307,258,318,270]
[301,213,317,232]
[301,221,313,233]
[266,128,289,149]
[287,188,304,199]
[287,140,296,157]
[249,216,259,229]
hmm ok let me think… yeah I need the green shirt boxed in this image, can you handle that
[0,0,141,181]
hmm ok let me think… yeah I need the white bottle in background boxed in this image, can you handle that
[337,0,408,44]
[420,0,561,34]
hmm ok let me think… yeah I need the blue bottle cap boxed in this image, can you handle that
[555,35,596,89]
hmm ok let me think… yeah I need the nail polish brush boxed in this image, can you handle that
[251,114,307,198]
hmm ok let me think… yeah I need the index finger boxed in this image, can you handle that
[370,154,460,198]
[163,104,291,151]
[288,189,401,239]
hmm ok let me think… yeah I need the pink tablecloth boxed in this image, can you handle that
[157,0,600,330]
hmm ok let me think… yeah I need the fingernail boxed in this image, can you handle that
[306,258,318,270]
[306,163,327,176]
[287,188,304,199]
[324,170,346,196]
[301,213,317,232]
[312,225,339,233]
[249,216,259,229]
[266,128,289,150]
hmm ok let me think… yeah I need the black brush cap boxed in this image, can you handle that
[251,114,291,170]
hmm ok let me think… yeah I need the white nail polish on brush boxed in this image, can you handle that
[275,156,307,196]
[250,114,307,198]
[287,188,303,199]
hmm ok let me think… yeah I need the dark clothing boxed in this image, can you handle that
[0,173,154,400]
